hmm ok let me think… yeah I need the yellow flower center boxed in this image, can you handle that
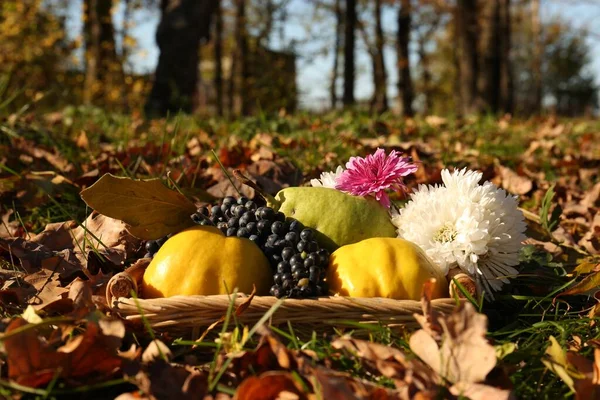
[433,223,457,243]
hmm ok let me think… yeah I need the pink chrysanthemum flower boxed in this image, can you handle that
[335,148,417,208]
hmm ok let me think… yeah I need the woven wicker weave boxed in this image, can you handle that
[110,293,459,337]
[106,261,465,338]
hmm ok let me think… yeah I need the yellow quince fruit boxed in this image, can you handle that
[141,226,273,298]
[326,237,448,300]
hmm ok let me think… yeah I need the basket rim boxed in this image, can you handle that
[111,292,459,307]
[110,293,461,333]
[105,266,466,336]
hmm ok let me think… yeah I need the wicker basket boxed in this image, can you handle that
[111,293,460,337]
[106,262,465,339]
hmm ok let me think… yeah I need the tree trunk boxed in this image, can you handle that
[531,0,542,113]
[417,37,432,115]
[330,0,343,110]
[214,0,223,116]
[121,0,133,110]
[477,0,500,113]
[235,0,250,115]
[227,55,236,116]
[257,0,275,47]
[372,0,388,114]
[83,0,122,105]
[452,10,463,116]
[456,0,478,115]
[343,0,356,106]
[416,14,440,115]
[83,0,99,105]
[499,0,513,113]
[144,0,216,118]
[397,0,413,117]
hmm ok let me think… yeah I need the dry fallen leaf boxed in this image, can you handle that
[80,173,197,240]
[555,270,600,299]
[497,165,533,195]
[311,366,408,400]
[542,336,576,391]
[579,212,600,255]
[67,278,96,316]
[226,326,415,400]
[27,276,70,311]
[234,371,308,400]
[3,316,126,387]
[412,278,445,341]
[410,301,497,385]
[142,339,173,363]
[0,236,98,310]
[0,237,81,280]
[76,130,90,150]
[31,211,142,270]
[225,326,300,383]
[543,336,600,399]
[123,359,210,400]
[410,147,428,184]
[310,367,366,400]
[0,209,23,238]
[3,317,61,387]
[205,165,260,199]
[449,382,514,400]
[250,146,275,162]
[581,183,600,209]
[331,335,436,393]
[12,137,74,173]
[424,115,447,128]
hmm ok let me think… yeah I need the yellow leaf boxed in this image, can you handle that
[495,342,516,360]
[542,336,576,392]
[574,260,600,276]
[21,306,43,324]
[556,272,600,300]
[80,173,197,240]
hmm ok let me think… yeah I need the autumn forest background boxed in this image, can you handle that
[2,0,599,118]
[1,1,600,399]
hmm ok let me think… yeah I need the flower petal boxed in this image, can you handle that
[392,168,527,298]
[334,148,417,207]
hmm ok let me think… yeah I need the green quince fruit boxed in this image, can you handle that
[272,186,397,251]
[232,170,397,252]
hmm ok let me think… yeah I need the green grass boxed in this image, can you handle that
[490,306,598,398]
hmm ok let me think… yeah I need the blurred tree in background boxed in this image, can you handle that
[144,0,216,117]
[0,0,73,109]
[83,0,123,105]
[396,0,414,117]
[359,0,388,114]
[0,0,598,118]
[543,21,598,116]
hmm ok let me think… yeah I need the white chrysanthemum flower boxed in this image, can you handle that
[310,165,345,189]
[391,168,527,297]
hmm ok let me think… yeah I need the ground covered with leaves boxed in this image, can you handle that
[0,107,599,399]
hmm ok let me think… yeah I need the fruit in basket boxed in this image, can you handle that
[188,196,330,298]
[231,170,397,252]
[142,233,173,258]
[326,237,448,300]
[272,187,397,251]
[141,225,273,298]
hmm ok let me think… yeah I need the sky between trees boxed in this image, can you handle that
[60,0,600,111]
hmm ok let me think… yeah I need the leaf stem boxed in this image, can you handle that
[211,149,242,197]
[0,317,75,342]
[232,169,279,208]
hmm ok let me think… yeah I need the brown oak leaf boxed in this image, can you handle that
[3,316,125,387]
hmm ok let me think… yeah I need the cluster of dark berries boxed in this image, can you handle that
[190,195,266,239]
[191,195,330,298]
[142,233,173,258]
